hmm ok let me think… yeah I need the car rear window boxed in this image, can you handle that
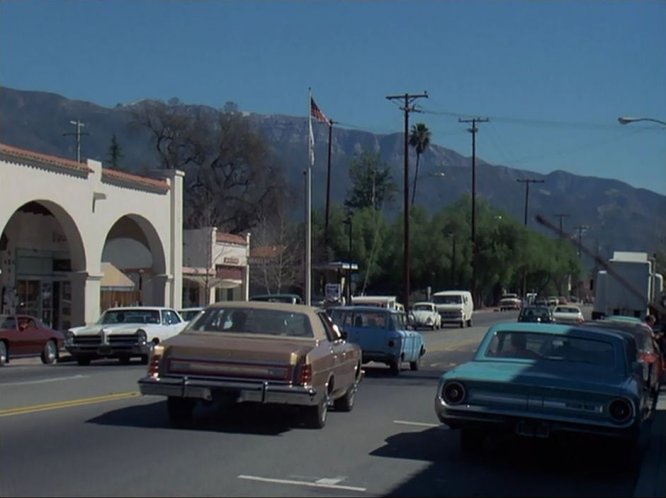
[485,331,616,367]
[189,307,314,338]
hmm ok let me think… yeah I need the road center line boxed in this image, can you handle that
[393,420,440,428]
[2,374,88,386]
[237,475,367,492]
[0,391,139,417]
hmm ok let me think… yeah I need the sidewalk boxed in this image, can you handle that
[634,386,666,497]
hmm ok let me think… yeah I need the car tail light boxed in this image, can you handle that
[608,398,633,423]
[148,345,164,378]
[442,381,466,405]
[298,364,312,385]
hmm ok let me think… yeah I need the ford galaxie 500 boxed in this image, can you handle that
[435,322,653,455]
[138,301,363,429]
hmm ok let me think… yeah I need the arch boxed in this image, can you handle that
[102,213,167,274]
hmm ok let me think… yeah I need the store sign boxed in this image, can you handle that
[325,283,342,300]
[223,257,240,265]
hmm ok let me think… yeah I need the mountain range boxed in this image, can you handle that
[1,86,663,266]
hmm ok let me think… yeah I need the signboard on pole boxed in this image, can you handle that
[325,283,342,301]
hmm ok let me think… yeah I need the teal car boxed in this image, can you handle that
[329,305,426,375]
[435,322,652,453]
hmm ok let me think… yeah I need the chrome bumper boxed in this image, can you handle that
[138,375,322,406]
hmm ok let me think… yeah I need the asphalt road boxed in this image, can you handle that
[0,309,658,497]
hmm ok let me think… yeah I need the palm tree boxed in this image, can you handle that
[409,123,431,207]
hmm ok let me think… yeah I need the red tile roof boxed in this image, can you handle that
[216,232,247,245]
[0,142,169,193]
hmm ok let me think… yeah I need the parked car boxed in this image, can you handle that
[328,305,426,374]
[138,301,363,429]
[434,322,653,455]
[410,302,442,329]
[552,305,585,324]
[0,314,65,365]
[65,306,187,365]
[178,307,204,322]
[517,305,555,323]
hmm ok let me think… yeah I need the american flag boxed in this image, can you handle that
[310,97,330,125]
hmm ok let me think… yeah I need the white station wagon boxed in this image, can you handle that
[65,306,187,365]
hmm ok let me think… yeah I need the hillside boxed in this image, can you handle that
[1,86,663,263]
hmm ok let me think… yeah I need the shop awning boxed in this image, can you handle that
[101,262,136,291]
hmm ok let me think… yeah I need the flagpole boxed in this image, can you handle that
[305,89,313,306]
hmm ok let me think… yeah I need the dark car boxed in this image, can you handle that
[0,314,65,365]
[517,305,555,323]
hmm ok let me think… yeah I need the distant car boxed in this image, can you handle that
[250,293,303,305]
[138,301,363,429]
[178,307,204,322]
[410,302,442,329]
[329,305,426,374]
[498,296,521,311]
[552,305,584,324]
[0,314,65,365]
[517,305,555,323]
[434,322,654,455]
[65,306,187,365]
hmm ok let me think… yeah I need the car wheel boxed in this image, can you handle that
[305,396,328,428]
[460,320,465,328]
[40,340,58,365]
[0,341,7,365]
[467,318,473,327]
[389,359,401,375]
[76,356,91,366]
[410,355,421,371]
[167,397,195,427]
[334,383,357,412]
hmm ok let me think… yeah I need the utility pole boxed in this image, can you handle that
[324,119,337,251]
[574,224,590,300]
[458,117,489,304]
[553,213,570,237]
[63,119,88,163]
[516,178,544,226]
[516,178,544,297]
[386,91,428,310]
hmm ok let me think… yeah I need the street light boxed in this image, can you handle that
[618,116,666,126]
[342,215,353,304]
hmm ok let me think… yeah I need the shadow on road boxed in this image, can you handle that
[87,399,320,436]
[369,426,640,497]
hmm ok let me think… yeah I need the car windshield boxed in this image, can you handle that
[485,331,616,367]
[412,304,433,311]
[189,307,313,338]
[432,295,462,304]
[99,309,161,325]
[330,310,389,330]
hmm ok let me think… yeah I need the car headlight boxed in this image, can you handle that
[442,381,466,405]
[66,330,75,344]
[136,330,148,344]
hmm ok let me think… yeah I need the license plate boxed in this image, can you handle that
[515,420,550,438]
[98,346,112,355]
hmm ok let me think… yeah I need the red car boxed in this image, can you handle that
[0,314,65,365]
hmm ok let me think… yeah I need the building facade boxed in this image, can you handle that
[0,143,184,328]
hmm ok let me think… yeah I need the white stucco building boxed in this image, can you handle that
[0,143,184,328]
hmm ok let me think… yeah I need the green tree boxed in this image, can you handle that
[409,123,431,208]
[106,134,123,168]
[344,151,396,212]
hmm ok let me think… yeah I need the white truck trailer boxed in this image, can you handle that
[591,251,663,320]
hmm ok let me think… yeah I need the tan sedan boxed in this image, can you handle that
[138,301,363,429]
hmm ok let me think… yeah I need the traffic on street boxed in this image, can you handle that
[1,308,664,497]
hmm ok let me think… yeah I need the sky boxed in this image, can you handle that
[1,0,665,194]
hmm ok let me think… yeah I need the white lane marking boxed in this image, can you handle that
[2,374,88,386]
[393,420,440,428]
[316,476,344,485]
[238,475,366,492]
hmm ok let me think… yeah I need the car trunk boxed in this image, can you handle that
[162,332,315,382]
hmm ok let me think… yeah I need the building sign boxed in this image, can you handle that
[325,283,342,300]
[223,257,240,265]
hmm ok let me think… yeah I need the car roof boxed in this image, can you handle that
[489,322,627,342]
[105,306,171,311]
[207,300,319,314]
[329,305,400,314]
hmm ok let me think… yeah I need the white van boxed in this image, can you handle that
[432,290,474,328]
